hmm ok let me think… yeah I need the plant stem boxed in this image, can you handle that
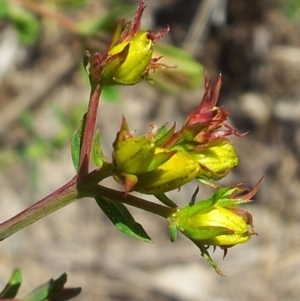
[0,177,78,241]
[79,85,102,176]
[91,185,177,218]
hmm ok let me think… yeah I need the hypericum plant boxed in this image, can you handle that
[0,1,261,297]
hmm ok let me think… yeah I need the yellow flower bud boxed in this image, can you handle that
[173,139,238,181]
[100,31,154,86]
[134,148,200,194]
[194,139,238,180]
[176,205,251,246]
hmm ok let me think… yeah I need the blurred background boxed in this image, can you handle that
[1,0,300,300]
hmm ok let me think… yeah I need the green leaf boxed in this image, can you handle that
[0,269,22,298]
[155,193,177,208]
[22,273,81,301]
[95,196,152,243]
[91,129,104,168]
[71,114,86,173]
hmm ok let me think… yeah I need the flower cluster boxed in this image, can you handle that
[111,74,240,195]
[86,0,260,275]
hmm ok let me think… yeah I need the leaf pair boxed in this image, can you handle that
[0,270,81,301]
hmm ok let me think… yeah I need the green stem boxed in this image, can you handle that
[0,176,78,241]
[90,185,176,218]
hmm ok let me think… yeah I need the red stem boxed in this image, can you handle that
[0,177,78,241]
[78,86,102,176]
[90,185,176,218]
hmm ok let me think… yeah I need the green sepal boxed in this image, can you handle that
[91,129,105,168]
[147,149,176,171]
[99,43,129,86]
[189,186,200,206]
[183,186,247,216]
[112,116,130,147]
[154,123,176,147]
[212,186,252,207]
[95,196,152,243]
[181,225,233,241]
[182,196,215,217]
[0,269,22,298]
[108,17,125,50]
[71,114,86,173]
[168,220,178,242]
[22,273,81,301]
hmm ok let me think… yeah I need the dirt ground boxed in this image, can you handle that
[1,0,300,300]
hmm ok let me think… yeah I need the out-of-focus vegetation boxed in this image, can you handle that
[281,0,300,22]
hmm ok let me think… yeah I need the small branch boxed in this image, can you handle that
[78,85,102,176]
[91,185,177,218]
[0,176,78,241]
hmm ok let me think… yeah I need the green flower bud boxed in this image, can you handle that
[134,148,200,194]
[168,184,258,275]
[113,137,156,175]
[113,136,175,176]
[175,205,251,246]
[100,31,154,86]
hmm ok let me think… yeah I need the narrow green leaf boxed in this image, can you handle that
[91,129,104,168]
[22,281,50,301]
[95,196,152,243]
[194,242,225,276]
[155,193,177,208]
[48,274,81,301]
[0,269,22,298]
[22,273,81,301]
[71,114,86,173]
